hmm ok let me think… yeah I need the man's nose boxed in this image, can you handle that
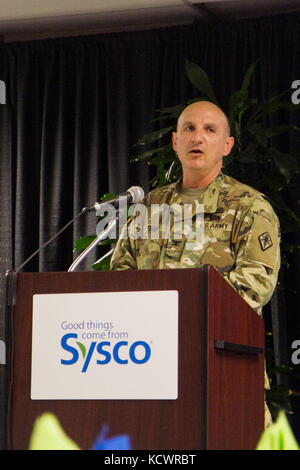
[191,127,204,142]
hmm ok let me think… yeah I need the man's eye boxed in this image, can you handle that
[207,127,215,132]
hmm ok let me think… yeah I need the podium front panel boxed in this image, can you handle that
[8,269,207,450]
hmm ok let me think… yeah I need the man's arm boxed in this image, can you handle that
[110,222,137,270]
[226,198,281,314]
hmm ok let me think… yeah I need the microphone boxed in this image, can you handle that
[90,186,145,212]
[68,186,144,272]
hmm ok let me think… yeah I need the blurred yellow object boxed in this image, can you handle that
[29,413,80,450]
[256,411,299,450]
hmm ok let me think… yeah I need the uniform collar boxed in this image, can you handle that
[171,172,224,214]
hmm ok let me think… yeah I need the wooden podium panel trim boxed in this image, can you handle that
[206,268,265,450]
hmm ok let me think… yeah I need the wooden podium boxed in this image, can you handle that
[4,266,265,450]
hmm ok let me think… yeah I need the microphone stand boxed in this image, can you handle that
[68,216,118,272]
[93,247,114,268]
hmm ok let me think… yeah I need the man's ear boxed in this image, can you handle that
[172,131,178,152]
[223,136,235,156]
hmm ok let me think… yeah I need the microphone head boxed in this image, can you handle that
[127,186,145,203]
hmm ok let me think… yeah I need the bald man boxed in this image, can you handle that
[111,101,280,316]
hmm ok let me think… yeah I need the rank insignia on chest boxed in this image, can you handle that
[258,232,273,251]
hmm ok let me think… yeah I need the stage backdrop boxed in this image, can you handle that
[0,14,299,446]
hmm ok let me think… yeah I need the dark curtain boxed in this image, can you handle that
[0,14,300,446]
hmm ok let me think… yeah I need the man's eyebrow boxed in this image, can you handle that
[180,120,219,129]
[180,120,194,129]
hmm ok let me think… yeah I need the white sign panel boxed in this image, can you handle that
[31,290,178,400]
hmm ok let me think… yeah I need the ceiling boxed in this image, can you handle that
[1,0,300,42]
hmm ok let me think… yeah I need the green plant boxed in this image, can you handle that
[265,330,300,420]
[132,61,300,243]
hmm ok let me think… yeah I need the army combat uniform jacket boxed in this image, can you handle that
[110,172,281,315]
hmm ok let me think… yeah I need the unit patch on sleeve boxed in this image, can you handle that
[258,232,273,251]
[243,215,279,269]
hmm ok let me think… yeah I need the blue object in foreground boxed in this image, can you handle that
[91,424,132,450]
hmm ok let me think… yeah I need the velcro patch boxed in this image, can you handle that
[258,232,273,251]
[244,215,279,269]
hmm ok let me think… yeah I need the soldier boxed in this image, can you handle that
[110,100,281,426]
[111,100,280,315]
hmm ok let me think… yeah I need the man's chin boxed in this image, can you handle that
[186,162,206,171]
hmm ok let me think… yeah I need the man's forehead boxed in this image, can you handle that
[177,102,229,132]
[179,104,224,123]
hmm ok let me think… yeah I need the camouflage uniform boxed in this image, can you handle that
[110,172,280,427]
[111,172,280,314]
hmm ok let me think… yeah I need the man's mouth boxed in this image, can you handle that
[189,148,203,156]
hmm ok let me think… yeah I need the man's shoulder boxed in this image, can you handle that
[221,173,268,203]
[143,181,178,204]
[221,173,278,220]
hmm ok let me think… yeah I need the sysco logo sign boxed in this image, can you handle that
[61,333,152,373]
[31,291,178,400]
